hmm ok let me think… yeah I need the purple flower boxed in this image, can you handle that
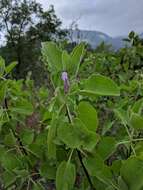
[61,71,69,93]
[61,72,68,82]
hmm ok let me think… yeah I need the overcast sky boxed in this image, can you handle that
[37,0,143,37]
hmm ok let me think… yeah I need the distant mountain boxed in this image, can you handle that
[69,30,129,49]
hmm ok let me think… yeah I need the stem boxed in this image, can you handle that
[66,104,95,190]
[27,179,30,190]
[50,75,56,91]
[66,104,73,124]
[77,150,95,190]
[117,138,143,145]
[68,149,74,164]
[124,124,136,156]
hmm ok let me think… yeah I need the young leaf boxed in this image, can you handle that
[71,43,85,75]
[5,62,17,74]
[62,50,71,71]
[77,101,98,132]
[114,108,129,126]
[130,113,143,130]
[120,157,143,190]
[80,74,120,96]
[132,98,143,114]
[42,42,62,73]
[56,161,76,190]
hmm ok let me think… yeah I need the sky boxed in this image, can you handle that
[36,0,143,37]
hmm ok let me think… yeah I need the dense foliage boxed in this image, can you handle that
[1,32,143,190]
[0,0,66,82]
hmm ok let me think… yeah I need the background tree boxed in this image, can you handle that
[0,0,66,82]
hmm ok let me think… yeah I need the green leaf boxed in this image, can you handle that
[4,130,16,146]
[102,121,114,135]
[71,43,85,75]
[11,99,33,115]
[0,81,7,103]
[56,161,76,190]
[28,143,43,158]
[110,160,121,176]
[118,176,128,190]
[0,56,5,77]
[130,113,143,130]
[134,141,143,158]
[2,171,17,188]
[57,122,82,149]
[57,119,99,150]
[38,87,49,100]
[77,101,98,132]
[120,157,143,190]
[81,74,120,96]
[83,154,104,176]
[42,111,52,122]
[84,154,113,184]
[20,129,34,145]
[42,42,62,73]
[132,98,143,114]
[62,50,71,71]
[92,177,107,190]
[40,162,56,180]
[5,62,17,74]
[32,182,44,190]
[96,137,116,160]
[14,169,29,178]
[82,129,99,151]
[35,132,47,145]
[1,152,22,170]
[114,108,129,126]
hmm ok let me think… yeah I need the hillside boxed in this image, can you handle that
[70,29,129,49]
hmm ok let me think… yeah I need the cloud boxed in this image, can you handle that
[37,0,143,37]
